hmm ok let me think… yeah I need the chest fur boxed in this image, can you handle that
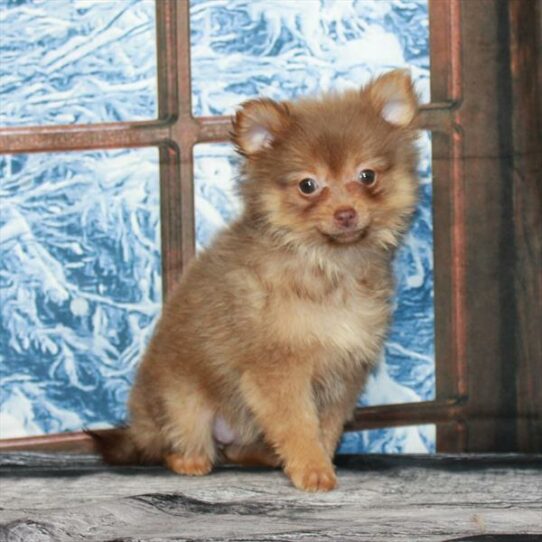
[260,264,392,361]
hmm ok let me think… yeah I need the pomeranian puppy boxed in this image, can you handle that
[93,69,420,492]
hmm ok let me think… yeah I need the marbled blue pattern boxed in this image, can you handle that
[190,0,431,115]
[0,149,161,437]
[191,0,435,453]
[1,0,434,453]
[0,0,157,126]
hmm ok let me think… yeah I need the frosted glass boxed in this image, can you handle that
[0,0,157,126]
[0,148,161,437]
[1,0,434,453]
[191,0,430,116]
[192,0,434,453]
[340,424,436,454]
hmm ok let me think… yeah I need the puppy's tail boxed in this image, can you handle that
[86,427,149,466]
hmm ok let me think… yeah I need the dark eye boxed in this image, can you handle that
[298,178,319,194]
[358,169,377,186]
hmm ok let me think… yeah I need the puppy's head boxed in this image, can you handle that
[232,69,420,251]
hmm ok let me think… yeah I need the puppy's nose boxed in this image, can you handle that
[334,207,357,228]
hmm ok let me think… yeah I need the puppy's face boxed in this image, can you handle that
[232,70,420,251]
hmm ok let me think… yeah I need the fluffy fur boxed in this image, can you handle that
[92,69,420,492]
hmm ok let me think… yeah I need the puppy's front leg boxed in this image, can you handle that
[320,375,368,459]
[240,366,336,492]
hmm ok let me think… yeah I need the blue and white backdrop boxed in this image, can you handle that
[0,0,434,453]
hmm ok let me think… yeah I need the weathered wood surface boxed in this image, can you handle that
[0,453,540,542]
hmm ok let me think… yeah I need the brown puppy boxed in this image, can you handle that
[93,69,420,492]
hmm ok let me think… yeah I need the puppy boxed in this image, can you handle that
[93,69,420,492]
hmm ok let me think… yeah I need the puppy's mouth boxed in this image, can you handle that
[320,227,369,244]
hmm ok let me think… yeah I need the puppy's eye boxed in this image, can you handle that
[298,178,319,195]
[358,169,377,186]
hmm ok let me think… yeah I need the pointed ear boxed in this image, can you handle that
[367,69,418,127]
[231,98,290,155]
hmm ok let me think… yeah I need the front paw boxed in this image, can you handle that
[286,462,337,492]
[164,453,213,476]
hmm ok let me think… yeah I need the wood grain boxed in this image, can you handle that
[508,0,542,453]
[0,453,540,541]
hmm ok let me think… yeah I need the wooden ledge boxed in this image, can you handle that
[0,452,540,541]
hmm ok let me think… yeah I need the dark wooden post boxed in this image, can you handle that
[508,0,542,453]
[430,0,542,452]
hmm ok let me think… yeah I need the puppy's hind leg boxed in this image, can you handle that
[222,440,281,468]
[162,392,216,476]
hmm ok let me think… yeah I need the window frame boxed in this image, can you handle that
[1,0,540,454]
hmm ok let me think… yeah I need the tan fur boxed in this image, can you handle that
[94,70,420,492]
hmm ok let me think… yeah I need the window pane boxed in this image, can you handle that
[192,0,434,453]
[194,143,241,252]
[338,425,436,454]
[370,131,435,405]
[0,0,157,126]
[0,148,161,438]
[191,0,430,116]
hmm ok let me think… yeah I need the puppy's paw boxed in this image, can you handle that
[286,463,337,492]
[223,444,281,468]
[164,453,213,476]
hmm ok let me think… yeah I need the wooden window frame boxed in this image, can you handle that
[0,0,540,454]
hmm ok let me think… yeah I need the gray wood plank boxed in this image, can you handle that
[0,453,541,542]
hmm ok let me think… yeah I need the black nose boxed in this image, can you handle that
[334,207,357,228]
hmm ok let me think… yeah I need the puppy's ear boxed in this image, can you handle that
[231,98,290,156]
[366,69,418,127]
